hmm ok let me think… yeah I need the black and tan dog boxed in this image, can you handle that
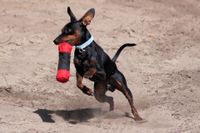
[54,7,143,121]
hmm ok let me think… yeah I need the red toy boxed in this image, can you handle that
[56,42,72,83]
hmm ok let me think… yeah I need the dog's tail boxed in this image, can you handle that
[112,43,136,62]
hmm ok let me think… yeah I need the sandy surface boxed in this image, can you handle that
[0,0,200,132]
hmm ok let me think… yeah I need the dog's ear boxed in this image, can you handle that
[67,7,77,22]
[80,8,95,26]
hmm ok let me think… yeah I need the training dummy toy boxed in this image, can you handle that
[56,42,72,83]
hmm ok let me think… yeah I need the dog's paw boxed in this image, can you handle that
[133,116,146,123]
[82,86,93,96]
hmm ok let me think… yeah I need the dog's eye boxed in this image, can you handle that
[67,29,72,32]
[64,28,72,34]
[62,28,72,34]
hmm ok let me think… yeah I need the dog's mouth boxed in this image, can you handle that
[54,33,80,46]
[55,39,79,46]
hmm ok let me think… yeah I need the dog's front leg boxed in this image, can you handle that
[76,72,93,96]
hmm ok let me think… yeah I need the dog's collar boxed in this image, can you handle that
[76,36,94,49]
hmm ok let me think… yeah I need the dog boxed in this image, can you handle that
[53,7,143,121]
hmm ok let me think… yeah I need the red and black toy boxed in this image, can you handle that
[56,42,72,83]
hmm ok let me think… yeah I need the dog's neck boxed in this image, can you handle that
[76,32,94,49]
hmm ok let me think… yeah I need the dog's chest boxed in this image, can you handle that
[74,52,106,80]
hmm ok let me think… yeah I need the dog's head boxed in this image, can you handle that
[53,7,95,45]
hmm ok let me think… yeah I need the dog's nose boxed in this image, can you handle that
[53,39,59,45]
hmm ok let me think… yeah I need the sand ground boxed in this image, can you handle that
[0,0,200,132]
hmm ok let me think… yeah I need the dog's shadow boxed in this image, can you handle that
[34,108,104,124]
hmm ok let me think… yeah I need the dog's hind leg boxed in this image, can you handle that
[110,71,143,121]
[94,82,114,111]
